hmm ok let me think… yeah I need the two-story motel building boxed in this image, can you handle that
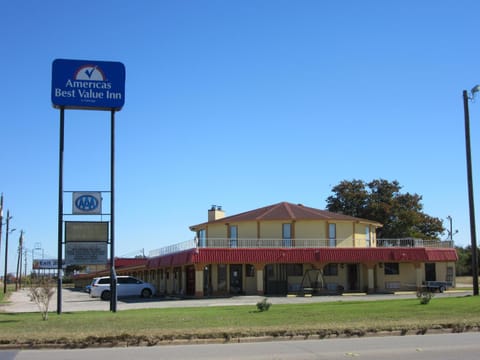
[97,202,457,297]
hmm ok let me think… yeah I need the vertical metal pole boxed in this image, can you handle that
[3,210,10,294]
[110,109,117,312]
[57,107,65,313]
[15,231,23,291]
[0,194,3,268]
[463,90,479,296]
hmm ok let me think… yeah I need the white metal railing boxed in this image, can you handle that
[148,239,196,257]
[200,238,336,248]
[147,237,454,257]
[376,238,454,248]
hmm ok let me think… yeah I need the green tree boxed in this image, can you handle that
[455,245,480,276]
[326,179,444,239]
[455,246,471,276]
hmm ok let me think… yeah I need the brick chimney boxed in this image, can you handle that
[208,205,225,222]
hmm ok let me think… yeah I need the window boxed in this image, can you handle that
[323,263,338,276]
[328,223,336,247]
[384,263,400,275]
[286,264,303,276]
[283,223,292,247]
[365,226,371,247]
[229,225,238,248]
[218,264,227,291]
[246,264,255,277]
[198,229,206,248]
[446,266,454,282]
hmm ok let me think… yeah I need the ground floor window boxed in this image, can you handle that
[286,264,303,276]
[246,264,255,277]
[384,262,400,275]
[324,263,338,276]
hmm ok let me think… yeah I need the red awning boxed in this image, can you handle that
[146,247,457,268]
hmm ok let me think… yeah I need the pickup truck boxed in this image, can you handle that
[421,281,452,293]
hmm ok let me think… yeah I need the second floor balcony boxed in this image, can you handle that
[148,237,454,257]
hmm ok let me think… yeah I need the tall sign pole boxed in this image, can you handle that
[57,106,65,314]
[0,194,4,267]
[110,109,117,312]
[52,59,125,314]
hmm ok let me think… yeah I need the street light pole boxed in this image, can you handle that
[463,87,480,296]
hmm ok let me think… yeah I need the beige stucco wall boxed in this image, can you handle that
[355,223,367,247]
[295,220,327,239]
[244,268,257,295]
[201,218,380,249]
[259,221,283,239]
[335,223,354,247]
[240,222,258,239]
[376,263,417,291]
[207,223,227,240]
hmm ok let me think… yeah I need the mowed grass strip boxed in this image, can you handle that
[0,296,479,345]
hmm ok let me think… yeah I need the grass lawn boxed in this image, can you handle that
[0,296,479,347]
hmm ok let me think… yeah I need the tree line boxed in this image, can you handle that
[326,179,478,275]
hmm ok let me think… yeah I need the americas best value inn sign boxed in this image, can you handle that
[51,59,125,110]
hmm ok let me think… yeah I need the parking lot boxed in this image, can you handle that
[0,287,471,313]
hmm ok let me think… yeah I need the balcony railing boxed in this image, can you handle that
[148,239,196,257]
[148,237,454,257]
[377,238,454,248]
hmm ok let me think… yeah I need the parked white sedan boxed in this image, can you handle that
[90,276,156,301]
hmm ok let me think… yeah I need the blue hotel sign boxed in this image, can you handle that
[52,59,125,110]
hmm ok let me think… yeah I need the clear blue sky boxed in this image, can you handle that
[1,1,480,274]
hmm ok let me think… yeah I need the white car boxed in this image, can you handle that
[90,276,156,301]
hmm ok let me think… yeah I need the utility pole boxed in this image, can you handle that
[463,87,480,296]
[24,248,28,284]
[3,210,15,294]
[0,194,3,273]
[16,230,24,290]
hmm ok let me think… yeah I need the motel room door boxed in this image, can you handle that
[425,263,436,282]
[186,266,196,296]
[347,264,360,291]
[229,264,243,294]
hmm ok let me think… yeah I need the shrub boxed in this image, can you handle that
[28,277,56,320]
[416,290,434,305]
[256,298,272,312]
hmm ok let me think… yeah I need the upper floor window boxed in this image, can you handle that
[197,229,206,248]
[365,226,371,247]
[283,223,292,247]
[229,225,238,248]
[328,223,336,247]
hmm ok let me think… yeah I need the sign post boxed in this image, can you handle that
[52,59,125,313]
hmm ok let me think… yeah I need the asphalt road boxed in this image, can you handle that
[0,287,471,313]
[2,333,480,360]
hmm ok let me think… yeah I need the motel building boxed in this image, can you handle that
[80,202,458,297]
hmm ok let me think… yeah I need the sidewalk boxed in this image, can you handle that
[0,287,470,314]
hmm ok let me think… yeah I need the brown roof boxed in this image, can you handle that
[190,202,382,230]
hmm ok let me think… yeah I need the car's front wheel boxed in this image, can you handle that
[141,288,152,298]
[101,290,111,301]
